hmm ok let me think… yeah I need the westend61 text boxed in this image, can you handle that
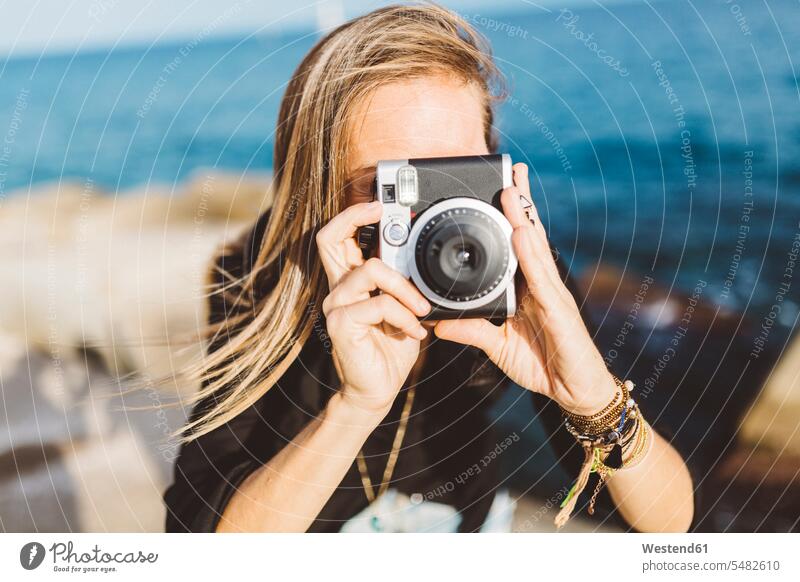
[642,543,708,554]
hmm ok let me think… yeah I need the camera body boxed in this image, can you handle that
[359,154,517,323]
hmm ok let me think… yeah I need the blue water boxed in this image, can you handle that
[1,0,799,322]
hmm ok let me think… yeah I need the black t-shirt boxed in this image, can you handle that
[163,210,637,532]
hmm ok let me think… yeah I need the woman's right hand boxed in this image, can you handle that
[316,201,431,416]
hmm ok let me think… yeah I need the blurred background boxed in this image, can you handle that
[1,0,799,532]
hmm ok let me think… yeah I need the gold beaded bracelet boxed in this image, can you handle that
[563,380,624,421]
[619,418,652,470]
[561,376,632,435]
[554,376,648,528]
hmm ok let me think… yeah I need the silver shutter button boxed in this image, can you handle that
[383,221,409,246]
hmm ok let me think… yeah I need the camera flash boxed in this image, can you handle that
[396,165,419,207]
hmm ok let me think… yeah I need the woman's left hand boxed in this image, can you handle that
[434,163,617,415]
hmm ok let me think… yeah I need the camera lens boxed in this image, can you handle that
[414,207,509,302]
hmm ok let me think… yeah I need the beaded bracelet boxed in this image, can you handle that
[554,378,649,528]
[561,376,630,432]
[619,418,652,470]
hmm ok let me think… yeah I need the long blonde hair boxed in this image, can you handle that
[178,4,505,441]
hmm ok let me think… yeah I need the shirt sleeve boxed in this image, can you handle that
[163,398,281,533]
[163,211,310,532]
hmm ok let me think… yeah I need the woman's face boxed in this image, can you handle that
[344,74,489,206]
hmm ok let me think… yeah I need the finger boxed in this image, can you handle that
[500,184,531,230]
[511,226,560,300]
[501,169,561,270]
[513,162,532,200]
[500,186,549,279]
[332,294,427,340]
[512,166,555,263]
[502,166,586,334]
[316,201,382,248]
[316,201,382,285]
[499,186,569,317]
[433,318,504,355]
[506,163,546,238]
[501,164,540,231]
[323,258,431,317]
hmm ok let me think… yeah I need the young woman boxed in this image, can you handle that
[164,5,694,533]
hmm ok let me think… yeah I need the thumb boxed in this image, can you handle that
[433,319,503,355]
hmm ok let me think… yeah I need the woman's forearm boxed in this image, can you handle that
[606,429,694,532]
[216,391,385,532]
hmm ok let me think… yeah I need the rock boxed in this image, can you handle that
[0,171,272,381]
[0,171,272,532]
[739,332,800,456]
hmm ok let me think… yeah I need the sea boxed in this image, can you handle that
[0,0,799,324]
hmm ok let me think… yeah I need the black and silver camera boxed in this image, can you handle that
[358,154,517,322]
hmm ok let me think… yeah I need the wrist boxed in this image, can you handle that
[558,372,619,417]
[328,389,391,429]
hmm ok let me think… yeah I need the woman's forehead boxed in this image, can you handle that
[346,75,488,174]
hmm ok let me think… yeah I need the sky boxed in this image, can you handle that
[0,0,622,57]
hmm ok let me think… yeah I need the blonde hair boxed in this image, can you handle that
[178,3,505,441]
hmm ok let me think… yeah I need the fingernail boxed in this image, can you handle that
[418,299,431,314]
[415,326,427,340]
